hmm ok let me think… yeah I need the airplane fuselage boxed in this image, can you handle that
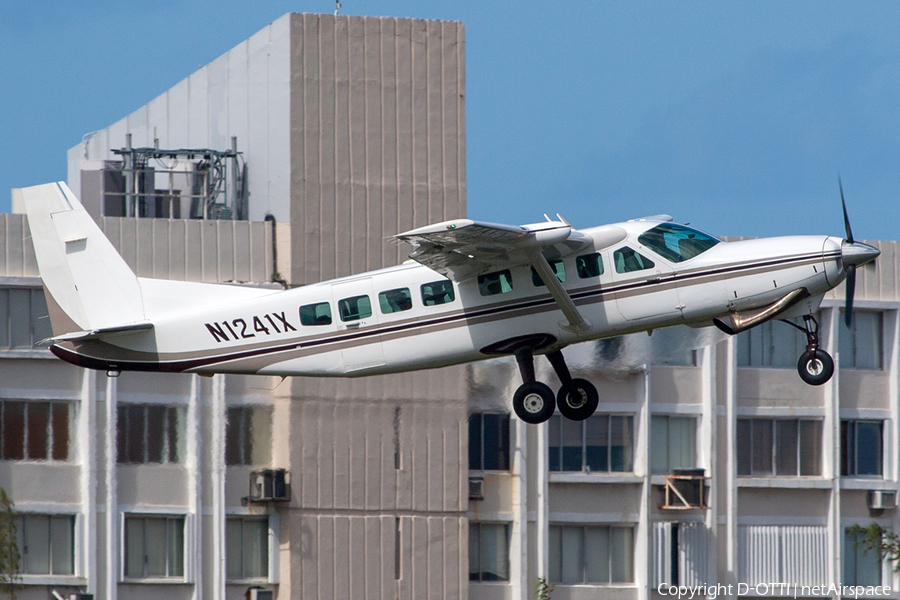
[50,220,846,377]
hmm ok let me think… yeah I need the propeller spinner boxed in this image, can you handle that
[839,179,880,327]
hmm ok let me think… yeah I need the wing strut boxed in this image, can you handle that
[526,249,592,334]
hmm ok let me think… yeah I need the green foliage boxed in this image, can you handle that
[0,488,20,599]
[848,523,900,571]
[534,575,554,600]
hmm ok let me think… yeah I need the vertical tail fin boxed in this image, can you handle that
[19,182,145,335]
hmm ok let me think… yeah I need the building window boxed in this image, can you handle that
[651,416,696,475]
[469,522,509,582]
[844,527,883,586]
[226,516,269,580]
[17,514,75,575]
[468,413,510,471]
[736,418,822,477]
[651,522,707,587]
[548,414,633,473]
[840,311,883,369]
[124,515,185,579]
[738,525,828,587]
[549,524,634,584]
[0,401,72,461]
[0,288,53,349]
[737,318,810,368]
[841,420,883,477]
[225,406,272,466]
[117,405,182,465]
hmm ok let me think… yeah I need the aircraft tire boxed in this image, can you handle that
[556,378,599,421]
[513,382,556,424]
[797,350,834,386]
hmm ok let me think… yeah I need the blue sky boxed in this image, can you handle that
[1,1,898,239]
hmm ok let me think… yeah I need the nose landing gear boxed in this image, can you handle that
[511,346,599,424]
[784,314,834,386]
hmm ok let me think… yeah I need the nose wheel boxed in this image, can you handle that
[783,314,834,386]
[511,346,599,424]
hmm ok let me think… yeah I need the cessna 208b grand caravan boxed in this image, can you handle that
[20,182,879,424]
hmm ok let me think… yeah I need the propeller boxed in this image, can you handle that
[840,178,856,328]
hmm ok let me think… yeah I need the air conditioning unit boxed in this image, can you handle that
[247,588,274,600]
[869,490,897,510]
[661,468,708,510]
[469,476,484,501]
[249,469,290,502]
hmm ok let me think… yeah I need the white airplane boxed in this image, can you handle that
[20,182,879,424]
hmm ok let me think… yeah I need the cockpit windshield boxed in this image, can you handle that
[637,223,720,263]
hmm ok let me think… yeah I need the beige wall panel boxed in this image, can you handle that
[840,489,879,520]
[469,473,513,518]
[118,584,194,600]
[650,366,703,405]
[736,488,828,518]
[224,466,254,506]
[0,214,38,277]
[332,403,352,510]
[555,588,636,600]
[469,584,512,600]
[0,359,82,396]
[115,370,192,399]
[595,374,642,405]
[839,370,889,409]
[348,516,367,597]
[348,404,368,509]
[0,463,79,504]
[117,464,188,506]
[737,368,824,408]
[549,483,641,516]
[289,15,466,284]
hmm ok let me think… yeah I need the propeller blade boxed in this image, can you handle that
[845,264,856,328]
[840,177,854,245]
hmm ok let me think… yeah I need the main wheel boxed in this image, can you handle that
[513,382,556,424]
[556,378,599,421]
[797,350,834,386]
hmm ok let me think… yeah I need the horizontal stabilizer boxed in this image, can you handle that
[48,321,154,343]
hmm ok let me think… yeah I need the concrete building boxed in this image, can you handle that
[2,9,899,600]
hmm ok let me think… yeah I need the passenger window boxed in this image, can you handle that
[531,260,566,287]
[478,270,513,296]
[576,253,604,278]
[338,295,372,322]
[614,246,655,273]
[299,302,332,326]
[378,288,412,314]
[421,280,456,306]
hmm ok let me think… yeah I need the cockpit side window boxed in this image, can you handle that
[637,223,720,263]
[614,247,655,273]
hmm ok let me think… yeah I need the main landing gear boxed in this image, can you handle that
[512,346,599,424]
[783,314,834,386]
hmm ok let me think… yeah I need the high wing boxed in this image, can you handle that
[395,218,593,281]
[396,218,600,333]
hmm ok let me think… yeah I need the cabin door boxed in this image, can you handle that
[331,278,386,372]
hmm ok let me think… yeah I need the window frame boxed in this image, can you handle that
[844,526,885,586]
[548,523,635,585]
[0,400,72,462]
[378,287,413,314]
[468,412,511,472]
[650,415,697,475]
[117,404,182,465]
[16,513,76,577]
[121,513,187,582]
[468,522,511,582]
[225,515,271,582]
[225,405,273,467]
[841,420,884,478]
[575,253,604,279]
[839,310,883,370]
[736,417,822,477]
[548,414,634,474]
[612,246,655,274]
[530,260,566,287]
[337,294,373,322]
